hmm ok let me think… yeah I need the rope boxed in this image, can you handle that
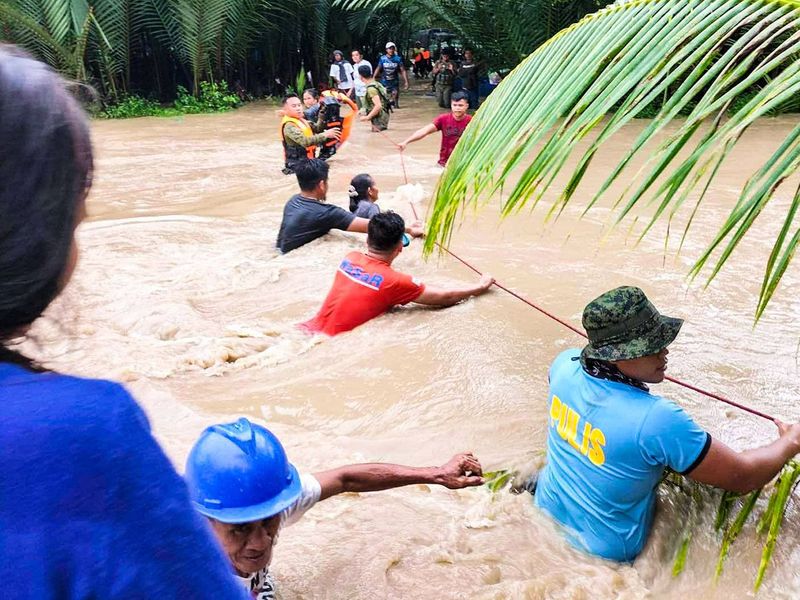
[400,161,776,423]
[376,129,409,185]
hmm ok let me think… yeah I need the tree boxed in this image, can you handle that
[426,0,800,320]
[337,0,609,68]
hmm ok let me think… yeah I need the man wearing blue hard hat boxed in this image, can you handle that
[185,417,483,599]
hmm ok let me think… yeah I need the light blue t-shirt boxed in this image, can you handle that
[535,349,710,562]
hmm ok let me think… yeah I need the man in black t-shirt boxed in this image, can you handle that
[276,159,423,253]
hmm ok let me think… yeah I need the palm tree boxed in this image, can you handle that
[0,0,107,81]
[426,0,800,319]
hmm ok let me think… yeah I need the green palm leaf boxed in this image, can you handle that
[427,0,800,318]
[0,1,73,68]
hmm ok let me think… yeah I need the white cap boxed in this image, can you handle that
[385,42,396,49]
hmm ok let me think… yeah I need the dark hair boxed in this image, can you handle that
[441,48,452,57]
[0,46,93,368]
[367,211,405,252]
[282,93,299,104]
[302,88,319,100]
[348,173,373,213]
[295,158,329,191]
[451,91,469,103]
[357,64,372,79]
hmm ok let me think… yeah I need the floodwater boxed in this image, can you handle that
[30,91,800,598]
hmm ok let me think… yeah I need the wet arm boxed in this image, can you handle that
[401,123,437,147]
[285,123,326,147]
[401,64,409,88]
[347,216,422,236]
[413,277,493,307]
[313,453,483,500]
[346,217,370,233]
[688,425,800,493]
[364,93,382,120]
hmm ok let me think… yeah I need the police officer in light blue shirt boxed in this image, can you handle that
[535,286,800,562]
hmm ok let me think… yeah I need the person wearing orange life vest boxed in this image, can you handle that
[280,93,340,175]
[318,89,358,160]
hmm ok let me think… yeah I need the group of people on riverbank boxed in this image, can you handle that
[4,43,800,600]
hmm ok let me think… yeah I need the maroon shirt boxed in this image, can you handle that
[433,112,472,166]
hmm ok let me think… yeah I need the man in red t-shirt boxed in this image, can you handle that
[302,211,494,336]
[398,91,471,166]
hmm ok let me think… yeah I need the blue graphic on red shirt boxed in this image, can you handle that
[339,259,384,290]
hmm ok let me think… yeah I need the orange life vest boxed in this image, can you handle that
[320,90,358,148]
[280,115,316,163]
[422,49,431,60]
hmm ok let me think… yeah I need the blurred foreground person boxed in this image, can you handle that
[0,47,248,599]
[186,418,483,598]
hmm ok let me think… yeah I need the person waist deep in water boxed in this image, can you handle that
[276,159,423,254]
[534,286,800,562]
[301,211,494,337]
[185,418,484,599]
[348,173,380,219]
[0,46,248,599]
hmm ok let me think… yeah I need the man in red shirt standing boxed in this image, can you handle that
[302,211,493,336]
[398,91,471,166]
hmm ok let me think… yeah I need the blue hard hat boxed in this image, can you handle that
[185,418,302,524]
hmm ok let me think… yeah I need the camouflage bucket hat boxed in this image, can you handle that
[581,286,683,362]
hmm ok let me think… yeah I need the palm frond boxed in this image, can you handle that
[427,0,800,318]
[0,0,77,71]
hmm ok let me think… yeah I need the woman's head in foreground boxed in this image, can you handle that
[0,46,93,359]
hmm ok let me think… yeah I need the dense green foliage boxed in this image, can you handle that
[0,0,604,105]
[99,95,168,118]
[97,80,239,117]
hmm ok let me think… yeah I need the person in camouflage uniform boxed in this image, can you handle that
[432,48,456,109]
[531,286,800,563]
[357,64,391,131]
[280,94,341,175]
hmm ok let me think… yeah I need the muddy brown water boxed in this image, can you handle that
[29,93,800,598]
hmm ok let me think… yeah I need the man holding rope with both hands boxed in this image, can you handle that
[532,285,800,562]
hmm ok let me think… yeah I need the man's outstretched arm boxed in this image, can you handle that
[314,452,483,501]
[413,274,494,307]
[398,123,438,151]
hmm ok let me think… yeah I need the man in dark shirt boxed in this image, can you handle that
[276,159,423,253]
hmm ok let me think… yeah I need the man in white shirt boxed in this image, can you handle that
[185,418,484,600]
[329,50,355,98]
[351,49,372,110]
